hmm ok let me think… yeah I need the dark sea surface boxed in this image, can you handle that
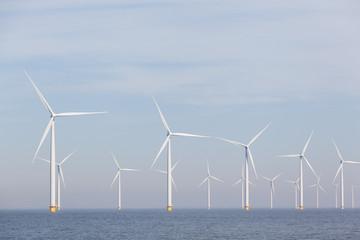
[1,209,359,239]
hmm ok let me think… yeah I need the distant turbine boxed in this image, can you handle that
[308,174,326,209]
[332,139,360,210]
[152,160,180,192]
[286,178,300,209]
[217,122,271,210]
[26,71,106,212]
[231,165,245,209]
[278,130,318,210]
[151,97,208,211]
[262,173,282,209]
[198,160,224,209]
[38,149,77,211]
[110,152,140,210]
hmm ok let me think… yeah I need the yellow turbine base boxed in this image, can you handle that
[167,206,172,211]
[57,207,60,211]
[299,206,303,210]
[245,206,249,210]
[341,206,344,210]
[118,207,121,210]
[50,206,56,213]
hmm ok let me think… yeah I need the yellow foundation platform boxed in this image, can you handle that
[245,206,249,210]
[50,206,56,213]
[167,206,172,211]
[57,207,61,211]
[341,206,344,210]
[299,206,303,210]
[118,207,121,210]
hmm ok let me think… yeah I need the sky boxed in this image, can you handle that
[0,0,360,209]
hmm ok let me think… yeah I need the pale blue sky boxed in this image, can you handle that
[0,0,360,209]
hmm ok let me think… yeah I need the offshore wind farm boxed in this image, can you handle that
[1,0,360,239]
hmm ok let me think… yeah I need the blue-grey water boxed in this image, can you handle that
[1,209,359,239]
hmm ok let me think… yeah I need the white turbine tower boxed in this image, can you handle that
[217,122,271,210]
[332,139,360,210]
[110,152,140,210]
[38,149,77,211]
[151,97,208,211]
[308,175,325,209]
[262,173,282,209]
[198,160,224,209]
[286,178,300,209]
[26,71,106,212]
[278,130,318,210]
[231,166,245,209]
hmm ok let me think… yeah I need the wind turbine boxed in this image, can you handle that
[198,160,224,209]
[278,130,318,210]
[308,174,325,209]
[286,178,300,209]
[152,160,180,193]
[26,71,106,212]
[217,122,271,210]
[110,152,140,210]
[151,97,208,211]
[38,149,77,211]
[262,173,282,209]
[332,139,360,210]
[231,165,245,209]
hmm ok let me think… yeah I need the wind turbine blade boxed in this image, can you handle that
[216,137,246,147]
[59,148,77,165]
[271,182,275,195]
[171,160,180,171]
[37,157,50,163]
[248,148,258,180]
[110,171,120,188]
[319,185,326,193]
[55,112,107,117]
[152,169,167,174]
[248,122,272,146]
[152,97,170,132]
[199,177,208,187]
[172,133,209,138]
[151,135,170,168]
[344,161,360,165]
[210,175,224,183]
[111,152,120,169]
[303,156,318,178]
[25,71,54,115]
[277,154,301,158]
[207,160,210,176]
[172,177,178,191]
[262,176,271,181]
[302,129,314,155]
[333,164,342,183]
[232,178,243,187]
[286,180,296,184]
[307,184,317,188]
[273,172,282,181]
[249,181,256,187]
[121,168,141,172]
[59,166,66,189]
[332,139,344,162]
[33,118,53,164]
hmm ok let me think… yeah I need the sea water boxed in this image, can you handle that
[1,209,359,239]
